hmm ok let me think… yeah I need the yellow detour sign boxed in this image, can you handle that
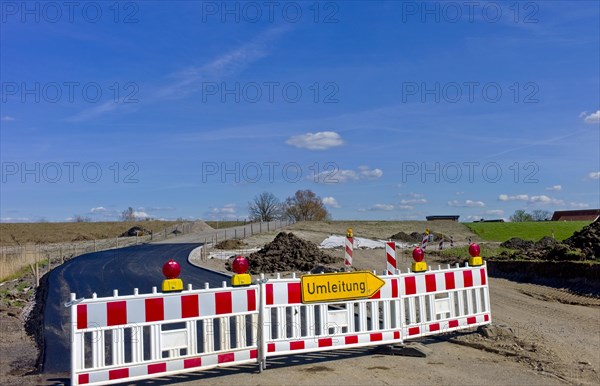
[301,271,385,303]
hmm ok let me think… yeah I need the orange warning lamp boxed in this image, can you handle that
[162,259,183,292]
[468,243,483,266]
[346,228,353,238]
[231,255,252,287]
[411,247,427,272]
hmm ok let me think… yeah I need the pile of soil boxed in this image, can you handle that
[501,237,534,250]
[229,232,341,274]
[119,226,151,237]
[215,239,247,250]
[535,236,558,249]
[565,220,600,258]
[389,231,421,242]
[497,220,599,261]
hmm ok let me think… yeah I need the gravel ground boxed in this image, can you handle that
[2,222,598,385]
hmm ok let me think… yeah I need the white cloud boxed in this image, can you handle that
[90,206,107,213]
[210,204,236,214]
[498,194,529,202]
[530,195,564,205]
[448,199,485,207]
[587,171,600,180]
[399,192,425,199]
[133,211,150,219]
[484,209,505,216]
[0,217,31,223]
[397,205,414,210]
[1,116,15,121]
[358,166,383,179]
[369,204,396,211]
[567,202,589,209]
[545,185,562,191]
[498,194,564,205]
[322,196,340,208]
[207,204,238,220]
[400,198,427,205]
[580,110,600,124]
[319,169,358,182]
[313,166,383,183]
[285,131,344,150]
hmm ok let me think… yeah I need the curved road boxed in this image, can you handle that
[41,243,229,373]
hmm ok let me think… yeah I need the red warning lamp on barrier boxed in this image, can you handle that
[162,259,183,292]
[468,243,483,266]
[411,247,427,272]
[231,255,252,287]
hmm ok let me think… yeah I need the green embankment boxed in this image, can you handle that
[465,221,590,242]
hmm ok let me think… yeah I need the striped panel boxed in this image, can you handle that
[386,241,396,275]
[403,313,491,340]
[75,288,258,330]
[76,348,258,385]
[265,330,402,357]
[398,267,488,296]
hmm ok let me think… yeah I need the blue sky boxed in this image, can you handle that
[1,1,599,222]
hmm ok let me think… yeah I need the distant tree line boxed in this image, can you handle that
[510,209,552,222]
[248,190,330,222]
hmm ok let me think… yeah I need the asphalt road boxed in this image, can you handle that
[40,243,229,373]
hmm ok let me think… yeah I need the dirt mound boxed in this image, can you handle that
[239,232,341,274]
[72,234,91,241]
[390,231,420,242]
[501,237,534,250]
[496,228,596,261]
[119,226,151,237]
[215,239,247,250]
[565,220,600,259]
[189,221,214,232]
[535,236,557,249]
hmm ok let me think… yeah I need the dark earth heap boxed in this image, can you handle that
[119,226,151,237]
[499,220,599,260]
[390,231,450,242]
[215,239,247,250]
[226,232,341,274]
[389,231,421,242]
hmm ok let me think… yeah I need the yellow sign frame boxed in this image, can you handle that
[301,271,385,303]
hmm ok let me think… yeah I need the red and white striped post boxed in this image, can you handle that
[421,234,429,250]
[345,228,353,267]
[386,241,396,275]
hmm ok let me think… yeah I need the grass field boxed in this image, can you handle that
[0,221,181,246]
[465,221,590,242]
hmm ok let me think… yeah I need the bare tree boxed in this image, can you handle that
[248,192,282,222]
[531,209,552,221]
[283,190,330,221]
[72,215,90,222]
[121,207,136,222]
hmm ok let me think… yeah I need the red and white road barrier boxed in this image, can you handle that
[345,236,353,266]
[69,264,491,385]
[69,283,258,386]
[386,241,396,275]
